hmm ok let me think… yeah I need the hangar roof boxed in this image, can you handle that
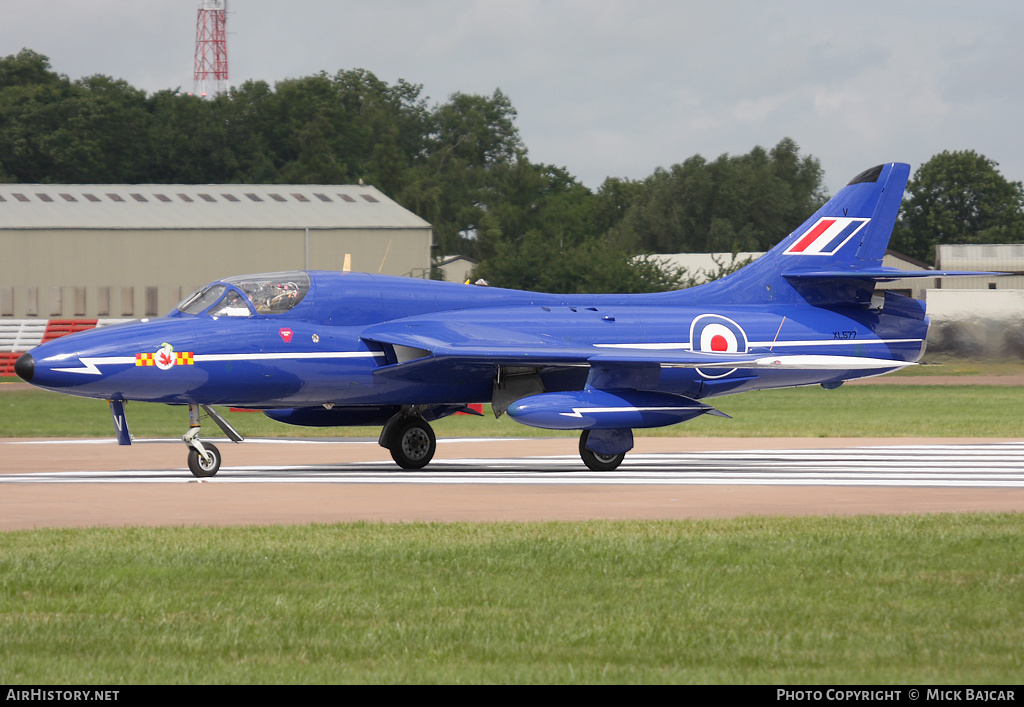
[0,184,431,230]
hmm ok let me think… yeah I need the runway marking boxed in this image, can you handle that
[4,443,1024,487]
[9,437,511,446]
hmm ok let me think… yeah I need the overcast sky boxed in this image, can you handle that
[4,0,1023,195]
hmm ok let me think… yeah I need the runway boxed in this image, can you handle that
[3,437,1024,529]
[6,440,1024,487]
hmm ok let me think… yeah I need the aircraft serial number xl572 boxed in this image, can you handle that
[15,163,991,476]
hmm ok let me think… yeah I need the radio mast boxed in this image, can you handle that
[194,0,228,97]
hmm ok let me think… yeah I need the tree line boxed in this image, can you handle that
[2,49,1022,291]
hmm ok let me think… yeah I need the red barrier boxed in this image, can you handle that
[42,319,98,343]
[0,352,19,376]
[2,319,99,377]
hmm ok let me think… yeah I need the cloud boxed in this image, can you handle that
[3,0,1023,193]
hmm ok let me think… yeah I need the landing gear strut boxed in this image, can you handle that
[380,413,436,469]
[183,403,243,478]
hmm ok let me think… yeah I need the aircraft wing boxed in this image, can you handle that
[363,323,913,382]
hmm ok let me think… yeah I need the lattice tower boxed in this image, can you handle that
[194,0,228,97]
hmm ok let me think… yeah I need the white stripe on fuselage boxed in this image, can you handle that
[593,338,921,350]
[193,352,386,363]
[53,357,136,375]
[53,351,385,375]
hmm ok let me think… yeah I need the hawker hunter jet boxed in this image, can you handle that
[15,163,983,476]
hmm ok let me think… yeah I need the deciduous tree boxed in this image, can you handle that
[891,150,1024,263]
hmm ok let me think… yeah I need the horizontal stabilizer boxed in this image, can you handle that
[785,268,1004,282]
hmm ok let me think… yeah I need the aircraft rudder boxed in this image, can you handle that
[854,162,910,262]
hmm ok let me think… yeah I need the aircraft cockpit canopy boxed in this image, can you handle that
[177,271,310,317]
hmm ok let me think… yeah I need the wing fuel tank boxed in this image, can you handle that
[506,389,726,430]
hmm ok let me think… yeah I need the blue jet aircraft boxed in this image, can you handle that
[15,162,985,476]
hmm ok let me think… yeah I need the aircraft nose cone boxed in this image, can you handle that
[14,352,34,383]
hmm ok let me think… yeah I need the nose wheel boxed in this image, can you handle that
[187,442,221,477]
[183,403,242,478]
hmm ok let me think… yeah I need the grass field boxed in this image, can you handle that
[2,516,1023,684]
[3,381,1024,439]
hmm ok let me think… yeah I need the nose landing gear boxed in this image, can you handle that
[183,403,243,478]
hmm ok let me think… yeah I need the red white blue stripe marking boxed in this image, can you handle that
[784,217,870,255]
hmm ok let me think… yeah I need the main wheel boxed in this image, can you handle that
[389,418,436,470]
[579,431,625,471]
[187,442,221,477]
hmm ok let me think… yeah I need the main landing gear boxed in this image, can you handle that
[578,430,627,471]
[379,413,436,469]
[183,403,243,478]
[378,411,629,472]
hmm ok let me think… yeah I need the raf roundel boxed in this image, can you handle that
[690,314,748,378]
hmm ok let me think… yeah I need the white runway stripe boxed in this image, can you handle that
[5,443,1024,487]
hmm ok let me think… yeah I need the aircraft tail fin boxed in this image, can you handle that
[696,162,912,307]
